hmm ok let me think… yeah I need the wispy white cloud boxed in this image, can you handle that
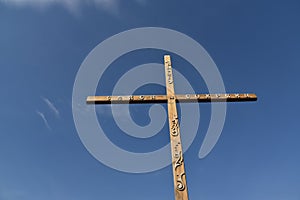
[42,97,60,118]
[0,0,121,14]
[36,97,60,130]
[36,110,51,130]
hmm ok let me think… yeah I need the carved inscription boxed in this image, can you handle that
[171,116,179,136]
[167,65,173,84]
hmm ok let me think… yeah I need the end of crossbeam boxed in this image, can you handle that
[86,96,97,104]
[86,96,113,104]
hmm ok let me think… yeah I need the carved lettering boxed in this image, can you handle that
[167,68,173,84]
[171,116,179,136]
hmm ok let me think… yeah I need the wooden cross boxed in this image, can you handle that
[86,55,257,200]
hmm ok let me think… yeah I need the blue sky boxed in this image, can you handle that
[1,0,300,199]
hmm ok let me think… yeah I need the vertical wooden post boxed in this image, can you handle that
[164,55,189,200]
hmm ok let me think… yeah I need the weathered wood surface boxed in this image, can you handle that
[86,93,257,104]
[164,55,189,200]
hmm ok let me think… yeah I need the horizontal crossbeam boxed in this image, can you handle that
[86,93,257,104]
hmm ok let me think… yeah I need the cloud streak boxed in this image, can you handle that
[36,110,51,130]
[42,97,60,118]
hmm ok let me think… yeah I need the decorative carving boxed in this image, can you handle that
[176,172,186,191]
[175,151,183,169]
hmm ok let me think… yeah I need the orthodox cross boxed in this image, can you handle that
[86,55,257,200]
